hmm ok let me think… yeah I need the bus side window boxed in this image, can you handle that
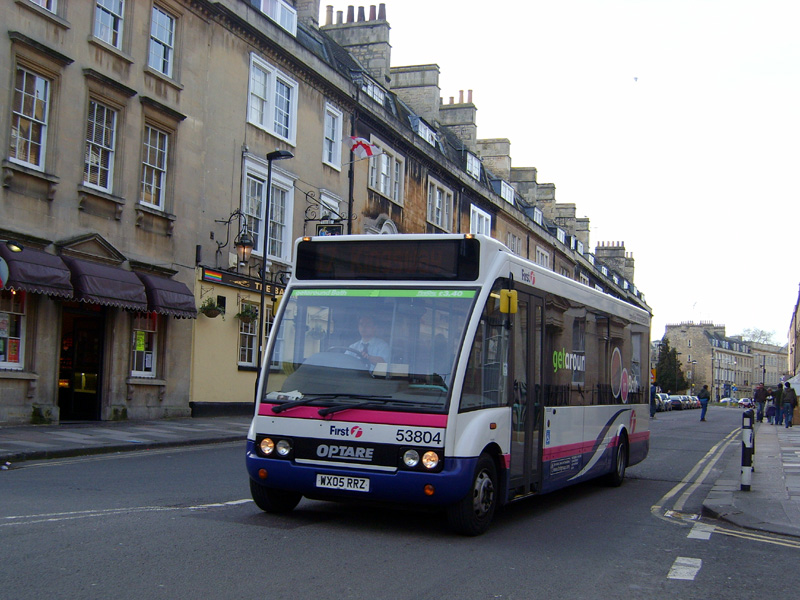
[460,291,510,412]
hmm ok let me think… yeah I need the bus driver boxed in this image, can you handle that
[348,316,390,370]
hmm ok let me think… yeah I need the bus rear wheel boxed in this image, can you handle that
[250,479,302,513]
[606,434,628,487]
[446,454,497,536]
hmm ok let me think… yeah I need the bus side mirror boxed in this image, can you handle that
[500,289,518,314]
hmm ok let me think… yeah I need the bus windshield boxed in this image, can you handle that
[262,287,478,413]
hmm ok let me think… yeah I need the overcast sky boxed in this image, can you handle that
[358,0,798,344]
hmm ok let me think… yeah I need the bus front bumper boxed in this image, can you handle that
[246,441,476,506]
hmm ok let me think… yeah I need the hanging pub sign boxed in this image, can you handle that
[316,224,343,236]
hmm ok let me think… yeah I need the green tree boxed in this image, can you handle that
[655,338,688,394]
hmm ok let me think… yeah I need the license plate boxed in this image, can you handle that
[316,474,370,492]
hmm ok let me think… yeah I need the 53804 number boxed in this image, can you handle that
[395,429,442,445]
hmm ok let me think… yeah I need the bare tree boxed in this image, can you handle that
[737,328,776,344]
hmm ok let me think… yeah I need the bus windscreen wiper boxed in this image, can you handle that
[269,393,390,414]
[317,396,393,416]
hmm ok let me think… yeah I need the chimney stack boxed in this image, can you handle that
[322,5,392,84]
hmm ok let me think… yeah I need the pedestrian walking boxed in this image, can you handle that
[784,382,798,428]
[766,387,777,424]
[698,384,711,421]
[650,383,657,418]
[774,383,784,426]
[753,383,767,423]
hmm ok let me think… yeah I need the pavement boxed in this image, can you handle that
[2,415,800,538]
[702,420,800,538]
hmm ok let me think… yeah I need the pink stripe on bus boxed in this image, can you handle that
[259,403,448,427]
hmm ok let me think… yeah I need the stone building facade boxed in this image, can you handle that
[1,0,650,424]
[663,321,788,400]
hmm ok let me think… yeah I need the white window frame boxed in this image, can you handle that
[237,300,259,367]
[416,120,437,146]
[532,207,543,226]
[243,156,295,264]
[148,5,175,78]
[83,99,117,192]
[319,191,341,222]
[94,0,125,49]
[243,171,266,257]
[579,273,590,286]
[261,0,297,36]
[247,54,298,145]
[466,153,481,180]
[9,67,50,171]
[535,246,550,269]
[367,136,404,204]
[130,311,158,378]
[322,102,343,170]
[556,228,566,244]
[427,177,454,232]
[500,181,515,204]
[0,291,26,370]
[30,0,56,12]
[506,232,522,255]
[140,124,169,210]
[361,76,385,105]
[470,204,492,236]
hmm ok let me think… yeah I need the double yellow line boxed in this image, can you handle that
[651,427,739,521]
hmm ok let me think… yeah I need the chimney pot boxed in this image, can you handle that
[337,10,343,23]
[459,90,464,103]
[347,5,354,22]
[369,5,376,20]
[326,5,333,25]
[468,89,473,103]
[449,96,455,104]
[378,3,386,19]
[357,6,366,21]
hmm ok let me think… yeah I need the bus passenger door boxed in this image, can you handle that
[509,293,543,497]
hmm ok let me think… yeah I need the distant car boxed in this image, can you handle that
[691,396,700,408]
[668,395,683,410]
[656,393,671,411]
[719,397,735,404]
[738,398,754,408]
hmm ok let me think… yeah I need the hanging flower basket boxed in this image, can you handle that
[235,305,258,323]
[199,298,224,319]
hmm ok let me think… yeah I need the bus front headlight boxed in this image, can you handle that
[422,451,440,469]
[276,439,292,456]
[259,437,275,456]
[403,449,420,468]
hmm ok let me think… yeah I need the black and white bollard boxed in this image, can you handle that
[741,409,754,491]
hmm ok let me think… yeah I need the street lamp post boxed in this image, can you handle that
[256,150,293,400]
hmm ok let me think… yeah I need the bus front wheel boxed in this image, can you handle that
[446,454,497,536]
[250,479,302,513]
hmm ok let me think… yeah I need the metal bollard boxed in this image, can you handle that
[741,408,754,491]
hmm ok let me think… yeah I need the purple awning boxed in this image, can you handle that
[0,244,73,298]
[64,257,147,311]
[136,273,197,319]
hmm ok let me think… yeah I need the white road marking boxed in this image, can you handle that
[687,521,715,540]
[0,499,253,527]
[667,557,702,580]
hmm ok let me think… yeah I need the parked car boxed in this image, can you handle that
[738,398,754,408]
[690,396,700,408]
[668,395,684,410]
[719,397,735,404]
[657,393,671,411]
